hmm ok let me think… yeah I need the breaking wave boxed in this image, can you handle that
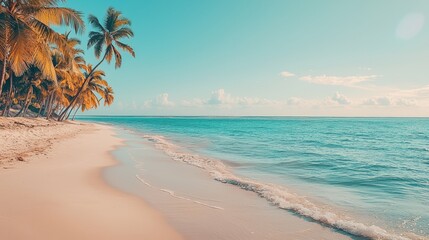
[143,134,427,240]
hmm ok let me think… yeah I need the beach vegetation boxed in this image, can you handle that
[0,0,134,120]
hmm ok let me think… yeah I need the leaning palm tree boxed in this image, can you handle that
[39,32,85,119]
[0,0,84,96]
[58,7,134,120]
[68,64,105,117]
[69,64,113,120]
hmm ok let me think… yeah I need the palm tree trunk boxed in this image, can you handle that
[0,104,5,116]
[40,97,48,117]
[72,104,80,120]
[67,102,77,120]
[48,95,56,119]
[43,95,50,118]
[0,59,7,97]
[0,28,9,99]
[16,87,32,117]
[52,103,60,117]
[58,52,108,121]
[3,70,13,117]
[23,87,33,116]
[66,107,73,119]
[46,93,54,120]
[36,101,44,118]
[15,106,24,117]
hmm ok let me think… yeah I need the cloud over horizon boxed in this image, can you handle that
[140,88,428,109]
[280,71,295,78]
[330,92,352,105]
[280,69,378,89]
[299,75,377,87]
[115,84,429,117]
[144,93,175,107]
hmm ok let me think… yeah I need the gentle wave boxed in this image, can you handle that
[135,174,224,210]
[128,150,224,210]
[144,134,427,240]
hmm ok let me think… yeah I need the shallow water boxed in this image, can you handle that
[81,116,429,239]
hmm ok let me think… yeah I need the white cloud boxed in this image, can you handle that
[299,75,377,87]
[280,71,295,78]
[136,86,428,116]
[286,97,304,106]
[362,96,419,107]
[396,98,417,106]
[330,92,352,105]
[362,97,392,106]
[144,93,175,107]
[207,89,233,105]
[206,89,283,107]
[156,93,174,106]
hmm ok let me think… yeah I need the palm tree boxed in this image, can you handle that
[44,34,85,119]
[102,86,114,106]
[69,64,113,120]
[58,7,134,120]
[14,66,43,116]
[0,0,84,102]
[71,64,105,114]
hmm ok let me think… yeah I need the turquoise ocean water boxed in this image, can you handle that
[80,117,429,239]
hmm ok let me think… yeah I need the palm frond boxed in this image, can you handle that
[8,23,34,76]
[0,13,9,60]
[27,18,65,46]
[114,17,131,29]
[27,0,65,6]
[114,40,135,57]
[88,15,105,32]
[104,7,121,32]
[93,38,105,59]
[112,27,134,39]
[104,45,114,63]
[112,45,122,68]
[87,31,103,49]
[30,7,85,33]
[32,42,57,82]
[91,78,108,87]
[103,86,114,106]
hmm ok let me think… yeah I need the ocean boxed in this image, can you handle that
[80,116,429,239]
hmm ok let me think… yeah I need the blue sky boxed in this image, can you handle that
[65,0,429,116]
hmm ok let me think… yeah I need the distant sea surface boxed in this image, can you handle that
[80,116,429,239]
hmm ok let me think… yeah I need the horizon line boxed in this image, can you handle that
[76,115,429,118]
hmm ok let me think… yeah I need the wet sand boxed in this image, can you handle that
[104,129,355,240]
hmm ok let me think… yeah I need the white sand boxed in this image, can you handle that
[0,118,183,240]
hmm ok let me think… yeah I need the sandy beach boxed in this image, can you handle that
[1,1,427,239]
[0,118,353,240]
[0,118,182,240]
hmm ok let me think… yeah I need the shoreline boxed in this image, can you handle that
[103,127,356,240]
[1,118,426,240]
[102,123,427,240]
[0,118,183,240]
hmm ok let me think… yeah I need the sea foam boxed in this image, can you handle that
[143,134,427,240]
